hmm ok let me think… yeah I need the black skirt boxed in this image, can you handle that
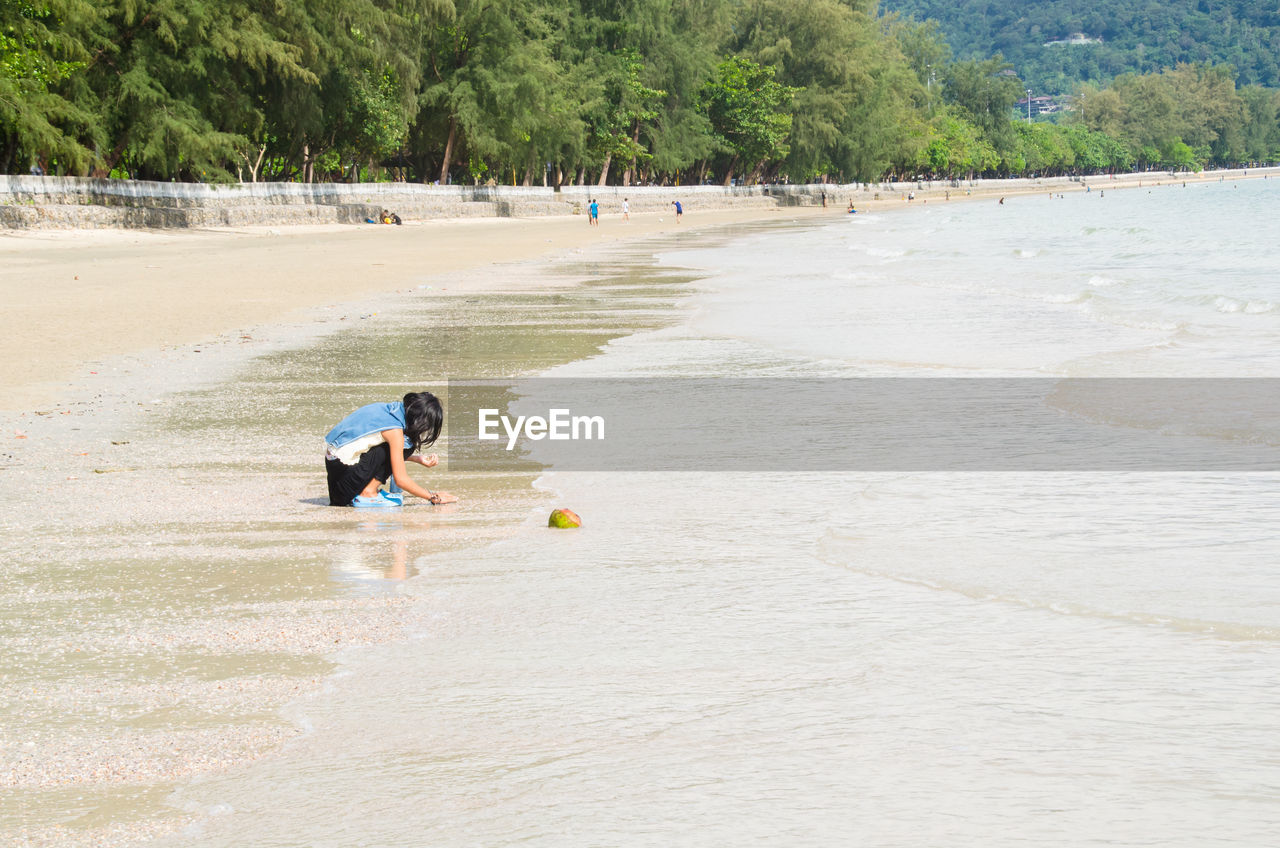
[325,443,413,506]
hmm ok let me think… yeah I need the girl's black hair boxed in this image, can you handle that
[402,391,443,453]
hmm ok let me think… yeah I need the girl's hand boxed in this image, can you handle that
[419,453,439,468]
[428,491,458,505]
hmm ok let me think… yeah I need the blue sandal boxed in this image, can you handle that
[352,492,402,508]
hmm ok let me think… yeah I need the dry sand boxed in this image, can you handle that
[0,206,831,412]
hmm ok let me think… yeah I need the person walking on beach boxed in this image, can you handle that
[324,392,457,507]
[671,199,682,222]
[589,198,599,226]
[622,198,630,221]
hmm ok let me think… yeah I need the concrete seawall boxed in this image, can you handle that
[1,169,1268,229]
[0,179,826,229]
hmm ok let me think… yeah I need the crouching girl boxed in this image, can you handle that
[324,391,458,507]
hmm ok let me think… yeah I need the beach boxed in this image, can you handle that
[0,205,828,413]
[4,167,1256,414]
[4,172,1280,846]
[1,203,831,846]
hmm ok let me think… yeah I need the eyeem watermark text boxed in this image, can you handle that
[478,408,606,450]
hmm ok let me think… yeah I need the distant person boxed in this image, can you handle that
[324,392,457,508]
[847,202,856,214]
[671,199,682,222]
[622,198,630,221]
[821,191,827,208]
[999,197,1005,205]
[589,198,599,226]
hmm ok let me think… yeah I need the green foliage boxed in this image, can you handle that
[583,49,667,177]
[2,0,1275,183]
[883,0,1280,94]
[418,0,576,184]
[727,0,924,182]
[917,109,997,177]
[941,57,1023,169]
[943,58,1022,134]
[1013,120,1071,174]
[886,14,950,88]
[1161,137,1200,171]
[331,68,412,167]
[1071,63,1265,169]
[1063,124,1132,172]
[700,56,794,169]
[72,0,336,180]
[1238,85,1280,163]
[0,0,100,173]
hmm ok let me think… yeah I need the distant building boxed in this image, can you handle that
[1015,95,1063,117]
[1043,33,1103,47]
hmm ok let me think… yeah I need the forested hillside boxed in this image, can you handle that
[884,0,1280,93]
[3,0,1278,184]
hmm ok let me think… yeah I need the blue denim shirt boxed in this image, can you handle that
[324,402,411,454]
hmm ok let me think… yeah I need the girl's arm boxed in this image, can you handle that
[382,430,458,504]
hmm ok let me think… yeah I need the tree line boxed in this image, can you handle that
[3,0,1279,186]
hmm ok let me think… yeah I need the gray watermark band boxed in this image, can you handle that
[442,378,1280,472]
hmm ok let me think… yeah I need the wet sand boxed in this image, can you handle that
[0,214,777,846]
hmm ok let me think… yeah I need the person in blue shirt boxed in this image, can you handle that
[324,392,457,508]
[671,199,682,222]
[589,198,599,226]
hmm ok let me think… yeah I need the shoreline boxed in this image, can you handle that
[7,165,1278,416]
[4,166,1275,231]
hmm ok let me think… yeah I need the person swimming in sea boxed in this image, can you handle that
[324,391,457,507]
